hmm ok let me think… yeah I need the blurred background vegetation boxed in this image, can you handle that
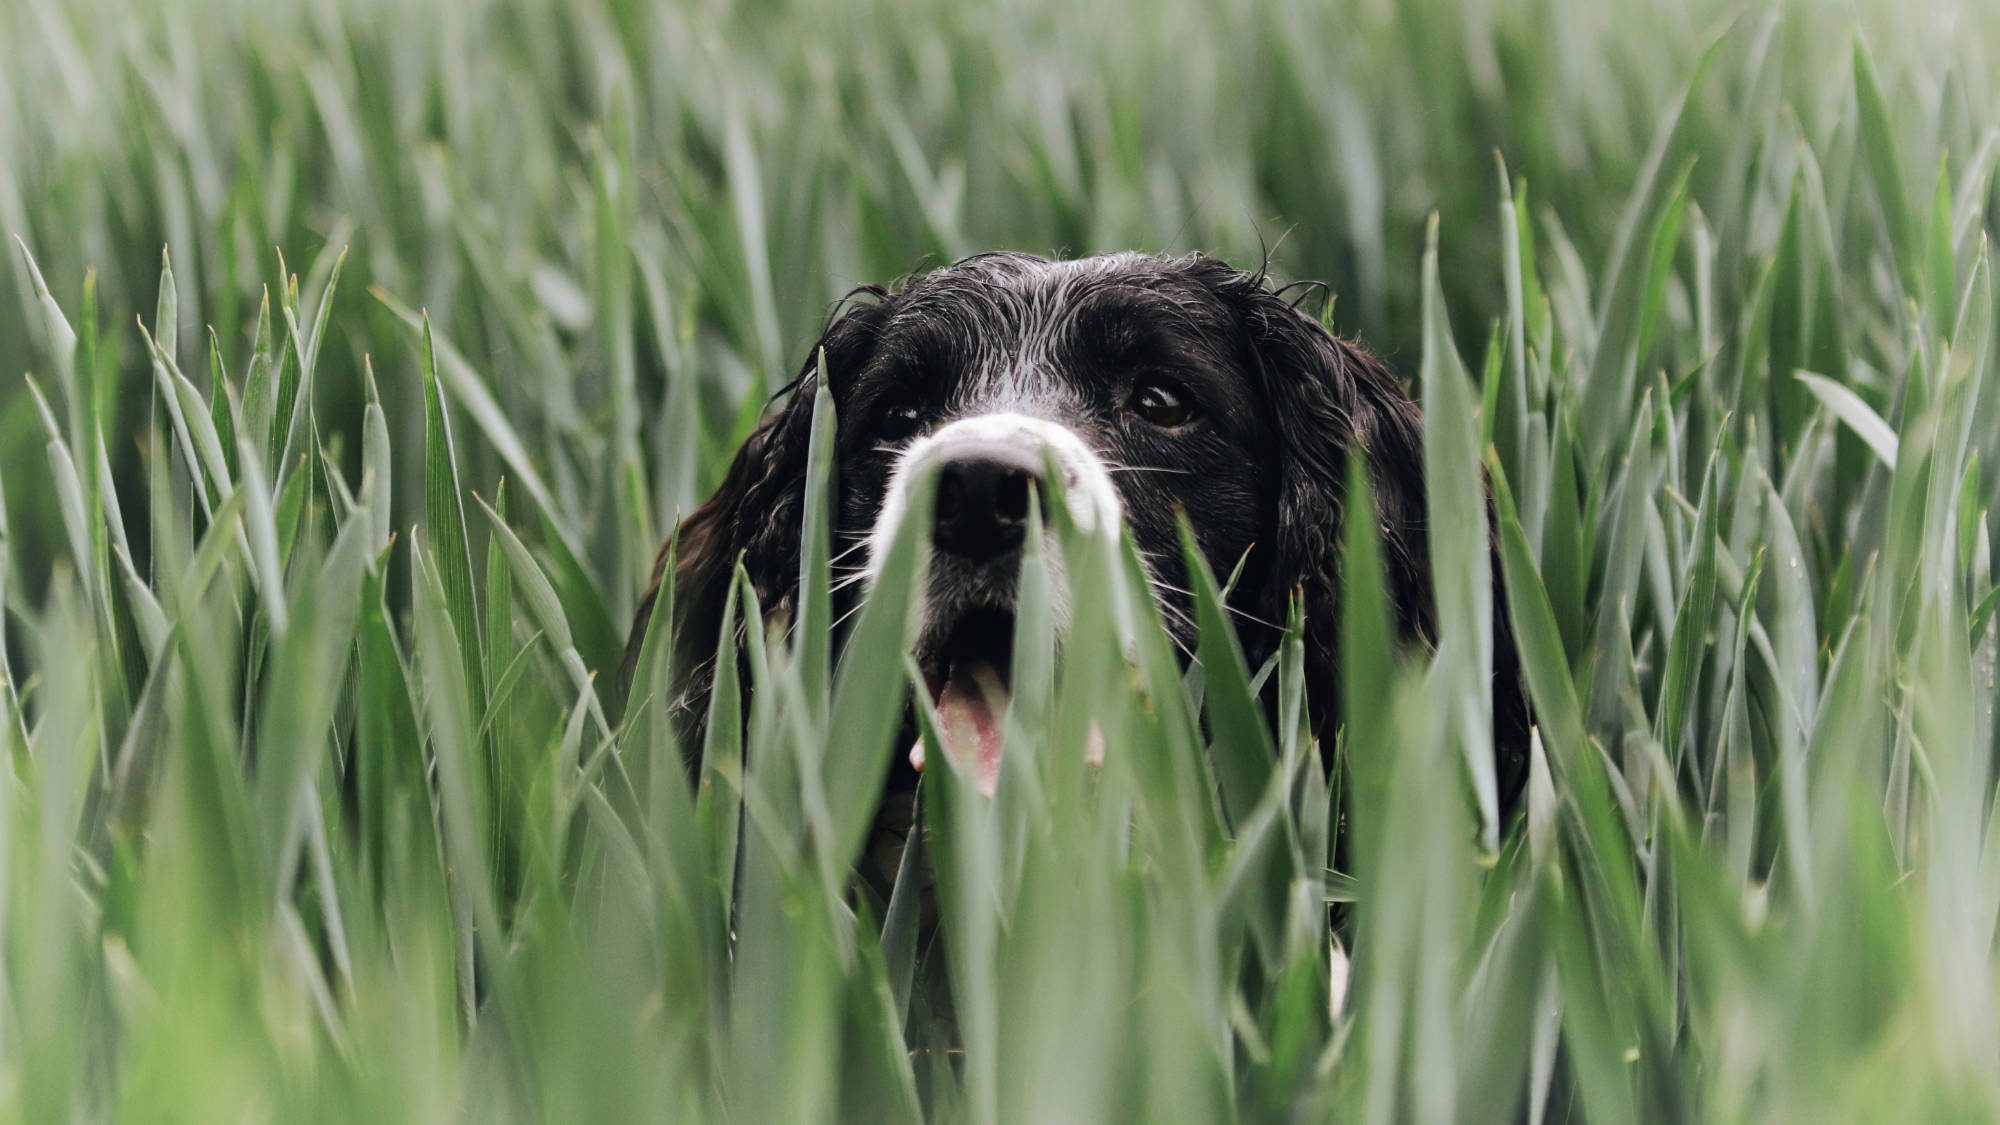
[5,0,2000,1119]
[5,0,1978,606]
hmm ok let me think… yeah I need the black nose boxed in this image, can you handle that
[932,445,1042,560]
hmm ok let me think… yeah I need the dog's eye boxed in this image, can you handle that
[877,401,924,442]
[1127,378,1198,428]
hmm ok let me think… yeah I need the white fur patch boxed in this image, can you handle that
[867,412,1122,586]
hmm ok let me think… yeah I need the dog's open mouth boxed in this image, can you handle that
[909,604,1016,795]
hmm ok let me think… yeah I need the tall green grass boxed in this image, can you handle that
[4,0,1999,1118]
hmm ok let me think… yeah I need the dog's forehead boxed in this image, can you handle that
[898,251,1179,315]
[949,250,1154,287]
[882,251,1231,377]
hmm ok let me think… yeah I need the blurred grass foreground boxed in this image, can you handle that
[5,0,2000,1119]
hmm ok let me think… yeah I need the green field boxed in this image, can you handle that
[4,0,1999,1118]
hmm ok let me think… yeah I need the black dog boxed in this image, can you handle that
[632,251,1527,810]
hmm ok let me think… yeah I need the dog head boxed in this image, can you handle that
[636,251,1520,794]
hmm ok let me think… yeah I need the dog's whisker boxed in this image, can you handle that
[1152,598,1199,635]
[1126,548,1277,629]
[829,537,874,566]
[1092,447,1197,479]
[1142,578,1281,632]
[1158,624,1198,663]
[831,601,868,633]
[830,609,859,634]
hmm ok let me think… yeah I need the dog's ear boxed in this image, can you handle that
[625,291,891,683]
[1197,258,1528,795]
[1193,260,1436,729]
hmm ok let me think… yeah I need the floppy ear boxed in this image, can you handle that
[1191,261,1433,726]
[1201,259,1530,799]
[625,292,891,691]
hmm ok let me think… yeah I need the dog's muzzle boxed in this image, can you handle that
[867,412,1121,582]
[868,412,1122,794]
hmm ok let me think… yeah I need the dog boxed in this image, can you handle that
[630,250,1528,819]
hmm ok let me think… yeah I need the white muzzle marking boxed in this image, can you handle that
[866,412,1122,585]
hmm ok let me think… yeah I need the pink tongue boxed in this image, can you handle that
[911,661,1006,796]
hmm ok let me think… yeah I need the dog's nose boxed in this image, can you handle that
[932,445,1042,560]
